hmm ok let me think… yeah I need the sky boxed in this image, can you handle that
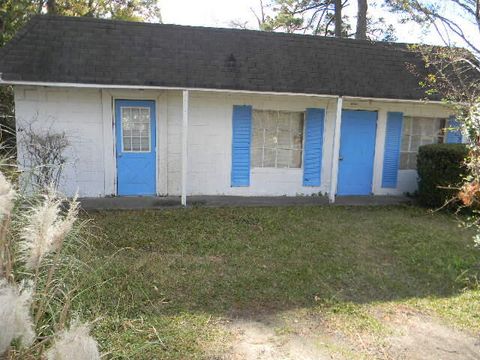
[159,0,476,47]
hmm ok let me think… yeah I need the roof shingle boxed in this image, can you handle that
[0,15,434,100]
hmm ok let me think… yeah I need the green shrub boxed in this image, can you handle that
[417,143,468,208]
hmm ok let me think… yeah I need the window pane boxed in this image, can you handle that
[122,108,132,130]
[277,149,291,168]
[277,112,290,131]
[408,153,417,169]
[277,130,292,148]
[252,127,264,148]
[264,111,277,130]
[131,137,141,151]
[252,110,264,129]
[264,129,278,148]
[140,137,149,151]
[291,149,302,168]
[400,153,409,170]
[401,135,410,152]
[251,148,263,167]
[263,149,276,167]
[410,135,422,151]
[121,106,151,152]
[123,136,132,151]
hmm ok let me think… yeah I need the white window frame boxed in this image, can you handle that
[120,106,151,153]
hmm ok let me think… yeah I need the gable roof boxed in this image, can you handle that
[0,15,434,100]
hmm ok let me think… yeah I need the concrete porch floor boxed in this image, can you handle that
[79,195,412,210]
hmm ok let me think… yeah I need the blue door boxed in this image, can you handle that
[115,100,156,196]
[337,110,377,195]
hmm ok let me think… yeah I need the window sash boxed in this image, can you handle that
[400,117,446,170]
[251,110,304,169]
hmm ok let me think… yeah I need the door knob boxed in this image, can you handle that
[339,156,344,161]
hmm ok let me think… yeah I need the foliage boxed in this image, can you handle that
[19,123,69,189]
[242,0,397,40]
[0,167,100,359]
[416,143,468,208]
[383,1,480,103]
[40,0,162,21]
[384,2,480,225]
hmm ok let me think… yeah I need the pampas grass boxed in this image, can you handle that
[0,166,102,358]
[19,189,79,271]
[0,280,35,354]
[46,321,100,360]
[0,171,15,222]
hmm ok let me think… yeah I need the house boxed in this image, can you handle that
[0,15,463,204]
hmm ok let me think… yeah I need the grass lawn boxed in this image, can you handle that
[71,205,480,359]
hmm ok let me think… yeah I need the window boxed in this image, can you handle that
[251,110,304,168]
[121,107,151,152]
[400,116,446,170]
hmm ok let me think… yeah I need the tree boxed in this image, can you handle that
[385,0,479,56]
[384,1,479,103]
[356,0,367,39]
[249,0,350,36]
[335,0,342,37]
[47,0,56,14]
[385,1,480,223]
[243,0,396,40]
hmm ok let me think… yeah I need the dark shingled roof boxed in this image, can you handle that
[0,15,434,100]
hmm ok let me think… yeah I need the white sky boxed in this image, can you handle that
[159,0,475,47]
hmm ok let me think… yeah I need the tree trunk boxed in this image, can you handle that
[334,0,342,37]
[47,0,57,14]
[356,0,368,40]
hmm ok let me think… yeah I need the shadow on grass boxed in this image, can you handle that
[74,205,479,320]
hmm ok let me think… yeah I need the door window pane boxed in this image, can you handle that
[121,106,151,152]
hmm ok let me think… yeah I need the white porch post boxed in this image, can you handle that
[329,96,343,203]
[181,90,189,206]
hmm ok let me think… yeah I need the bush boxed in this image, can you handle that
[417,143,468,208]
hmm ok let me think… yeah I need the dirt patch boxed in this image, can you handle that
[384,308,480,360]
[222,307,480,360]
[224,319,333,360]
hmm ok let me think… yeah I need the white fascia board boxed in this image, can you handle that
[0,77,448,104]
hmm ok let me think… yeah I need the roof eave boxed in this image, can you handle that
[0,77,448,105]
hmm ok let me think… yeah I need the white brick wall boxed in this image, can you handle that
[14,87,105,196]
[13,86,454,198]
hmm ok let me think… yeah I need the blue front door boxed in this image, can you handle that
[115,100,156,196]
[337,110,377,195]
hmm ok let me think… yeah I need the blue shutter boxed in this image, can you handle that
[446,117,462,143]
[382,112,403,188]
[303,108,325,186]
[231,105,252,187]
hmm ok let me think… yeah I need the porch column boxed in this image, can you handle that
[329,96,343,203]
[181,90,189,206]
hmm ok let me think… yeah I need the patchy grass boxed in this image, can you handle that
[70,205,480,358]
